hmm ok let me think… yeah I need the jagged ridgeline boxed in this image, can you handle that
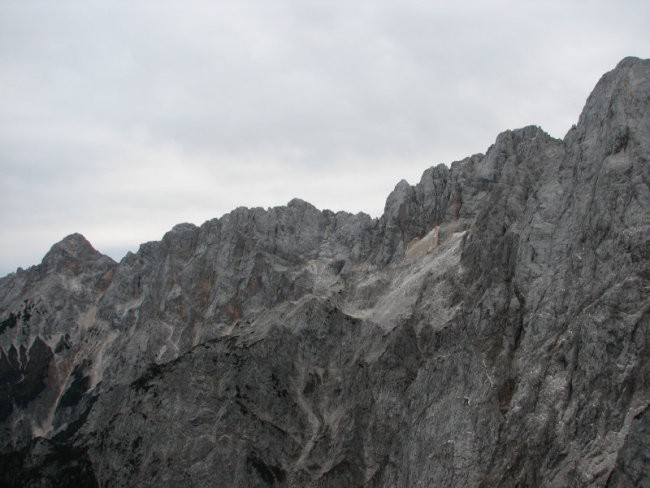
[0,57,648,487]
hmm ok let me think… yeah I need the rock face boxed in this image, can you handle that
[1,57,649,487]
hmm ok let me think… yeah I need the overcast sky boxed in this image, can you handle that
[1,1,648,275]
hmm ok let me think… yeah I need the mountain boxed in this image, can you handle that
[0,57,648,487]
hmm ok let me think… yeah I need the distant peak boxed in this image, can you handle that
[589,57,649,96]
[169,223,197,234]
[51,233,97,255]
[614,56,643,70]
[383,179,415,216]
[395,179,411,190]
[573,57,650,148]
[42,233,106,271]
[287,198,317,211]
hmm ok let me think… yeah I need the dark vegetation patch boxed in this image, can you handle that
[270,372,289,398]
[55,334,72,353]
[0,312,18,335]
[0,440,98,488]
[0,337,53,422]
[13,338,53,408]
[303,372,321,395]
[246,453,286,485]
[0,300,38,336]
[59,364,92,408]
[53,395,98,443]
[130,363,165,392]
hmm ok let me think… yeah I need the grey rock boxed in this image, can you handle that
[0,57,649,487]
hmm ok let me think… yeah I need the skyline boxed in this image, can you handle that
[1,1,649,275]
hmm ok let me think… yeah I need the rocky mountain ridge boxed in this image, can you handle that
[0,56,648,487]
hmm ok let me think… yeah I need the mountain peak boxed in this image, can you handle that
[575,57,650,143]
[41,233,108,273]
[614,55,644,69]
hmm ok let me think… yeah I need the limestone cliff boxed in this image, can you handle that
[1,57,648,487]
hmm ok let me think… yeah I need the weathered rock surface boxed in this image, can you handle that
[0,57,649,487]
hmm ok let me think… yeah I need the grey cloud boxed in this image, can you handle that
[1,1,649,274]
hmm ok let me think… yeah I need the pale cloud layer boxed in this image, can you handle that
[1,1,648,274]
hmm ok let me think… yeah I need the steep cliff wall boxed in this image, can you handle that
[0,57,648,487]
